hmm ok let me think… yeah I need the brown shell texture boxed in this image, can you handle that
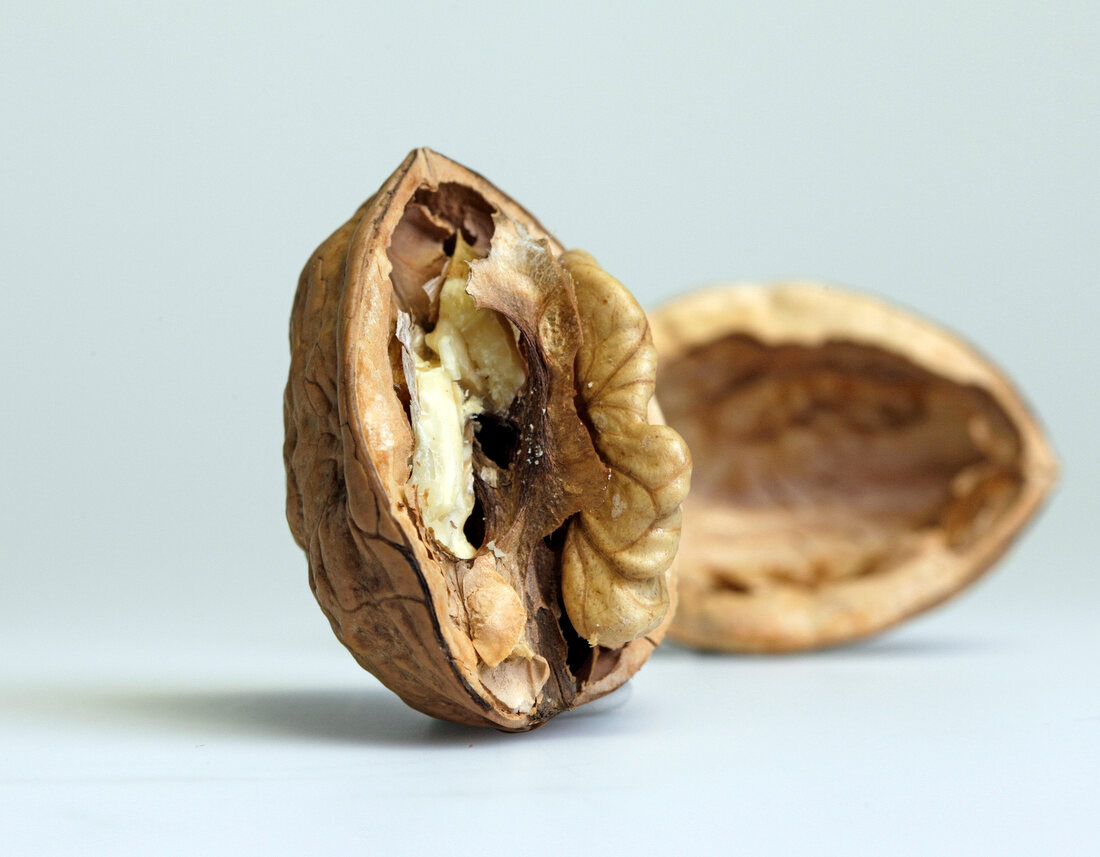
[284,149,689,729]
[651,283,1057,653]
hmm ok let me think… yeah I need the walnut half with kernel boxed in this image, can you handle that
[283,149,690,730]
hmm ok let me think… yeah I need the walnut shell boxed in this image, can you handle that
[651,283,1056,653]
[284,149,690,729]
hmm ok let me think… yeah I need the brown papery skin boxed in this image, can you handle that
[284,149,683,729]
[651,283,1057,653]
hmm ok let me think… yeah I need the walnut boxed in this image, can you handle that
[651,283,1056,653]
[283,148,690,729]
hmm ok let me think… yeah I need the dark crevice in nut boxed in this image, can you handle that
[557,589,595,679]
[463,494,486,552]
[473,413,520,470]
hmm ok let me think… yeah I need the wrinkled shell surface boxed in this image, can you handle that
[284,149,689,729]
[651,283,1056,652]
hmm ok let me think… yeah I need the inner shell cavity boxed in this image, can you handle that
[657,336,1024,592]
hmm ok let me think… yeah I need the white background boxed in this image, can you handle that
[2,2,1097,855]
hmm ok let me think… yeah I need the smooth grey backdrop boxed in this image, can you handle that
[2,2,1096,855]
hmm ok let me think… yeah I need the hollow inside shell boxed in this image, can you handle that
[651,283,1057,653]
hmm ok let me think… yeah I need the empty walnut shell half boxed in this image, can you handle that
[283,149,690,729]
[651,283,1056,653]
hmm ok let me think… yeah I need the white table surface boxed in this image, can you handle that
[4,584,1096,857]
